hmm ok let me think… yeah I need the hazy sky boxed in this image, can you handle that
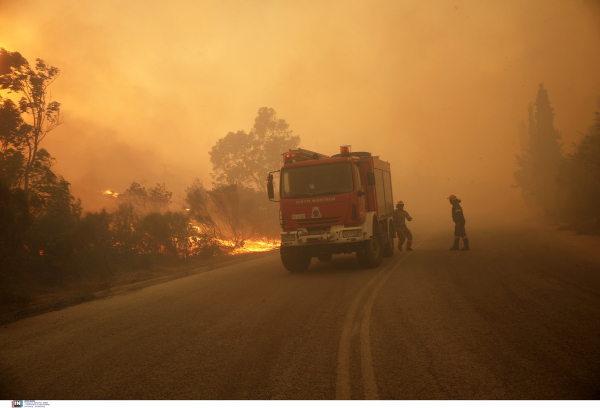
[1,0,600,216]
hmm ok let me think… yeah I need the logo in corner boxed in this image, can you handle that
[311,206,322,219]
[12,402,23,408]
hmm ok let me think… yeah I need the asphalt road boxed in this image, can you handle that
[1,221,600,399]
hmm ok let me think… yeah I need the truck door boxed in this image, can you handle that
[354,162,367,219]
[374,169,387,219]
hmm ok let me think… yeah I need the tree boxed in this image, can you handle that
[209,107,300,192]
[119,181,172,216]
[184,178,222,240]
[77,210,114,277]
[0,96,27,187]
[147,183,173,213]
[111,202,143,259]
[208,184,248,247]
[140,212,174,255]
[167,211,193,259]
[0,48,63,192]
[0,174,30,308]
[184,179,278,248]
[139,211,192,259]
[514,84,563,216]
[24,173,82,285]
[557,97,600,226]
[0,176,30,277]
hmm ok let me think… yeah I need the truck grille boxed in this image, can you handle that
[296,216,339,226]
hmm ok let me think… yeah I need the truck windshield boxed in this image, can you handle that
[281,162,354,199]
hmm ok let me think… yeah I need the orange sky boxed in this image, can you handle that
[1,0,599,217]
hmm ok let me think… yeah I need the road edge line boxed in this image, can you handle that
[0,250,277,326]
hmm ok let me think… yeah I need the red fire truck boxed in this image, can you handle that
[267,146,395,272]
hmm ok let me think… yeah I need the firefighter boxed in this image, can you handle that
[448,195,469,251]
[393,201,413,251]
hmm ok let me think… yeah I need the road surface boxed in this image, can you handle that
[1,221,600,399]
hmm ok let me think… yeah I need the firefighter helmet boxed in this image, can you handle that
[448,195,458,201]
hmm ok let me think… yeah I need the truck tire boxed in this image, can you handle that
[280,246,311,272]
[317,253,333,262]
[383,220,395,257]
[356,221,383,268]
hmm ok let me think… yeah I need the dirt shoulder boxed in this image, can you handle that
[0,250,278,325]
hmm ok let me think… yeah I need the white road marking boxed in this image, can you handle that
[336,230,435,399]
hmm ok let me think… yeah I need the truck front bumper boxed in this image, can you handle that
[281,225,367,247]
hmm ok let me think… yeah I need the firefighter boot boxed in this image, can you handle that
[450,238,460,250]
[406,241,413,251]
[397,241,403,251]
[461,237,470,251]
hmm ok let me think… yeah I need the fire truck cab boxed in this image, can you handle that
[267,146,395,272]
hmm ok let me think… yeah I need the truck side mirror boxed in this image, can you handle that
[267,174,275,200]
[367,171,376,186]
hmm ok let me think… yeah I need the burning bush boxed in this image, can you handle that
[184,179,280,249]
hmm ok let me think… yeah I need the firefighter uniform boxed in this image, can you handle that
[393,204,413,251]
[449,195,469,250]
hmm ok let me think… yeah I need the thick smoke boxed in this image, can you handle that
[1,0,599,221]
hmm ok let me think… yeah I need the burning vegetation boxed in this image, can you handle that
[0,48,291,311]
[94,180,281,259]
[103,190,119,198]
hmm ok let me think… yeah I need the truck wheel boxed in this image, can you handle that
[280,246,311,272]
[317,253,333,262]
[356,222,383,268]
[383,220,395,257]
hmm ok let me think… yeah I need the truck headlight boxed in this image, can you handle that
[341,229,362,238]
[281,234,296,242]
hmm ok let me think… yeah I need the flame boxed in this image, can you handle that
[187,223,278,255]
[103,189,120,198]
[216,238,279,254]
[231,239,279,254]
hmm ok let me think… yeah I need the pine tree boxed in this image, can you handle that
[557,97,600,228]
[514,84,563,217]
